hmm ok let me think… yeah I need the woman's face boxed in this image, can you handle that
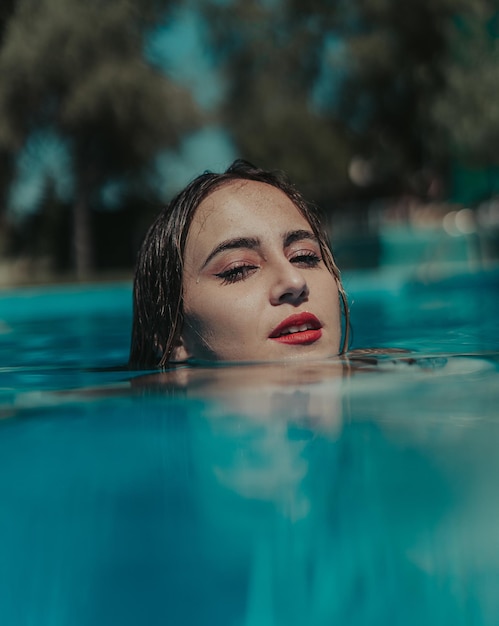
[174,180,341,362]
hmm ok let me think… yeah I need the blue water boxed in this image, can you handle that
[1,268,499,625]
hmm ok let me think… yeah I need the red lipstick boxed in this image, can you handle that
[269,312,322,345]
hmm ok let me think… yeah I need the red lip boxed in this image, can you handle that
[269,312,323,345]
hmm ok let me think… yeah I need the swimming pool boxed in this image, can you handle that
[1,267,498,625]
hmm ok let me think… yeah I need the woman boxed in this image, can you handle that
[130,159,349,368]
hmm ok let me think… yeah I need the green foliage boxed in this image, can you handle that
[0,0,201,276]
[332,0,458,186]
[201,0,353,191]
[202,0,499,201]
[431,1,499,165]
[0,0,199,168]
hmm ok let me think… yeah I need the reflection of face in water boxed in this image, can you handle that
[127,357,492,625]
[136,361,344,426]
[134,361,345,519]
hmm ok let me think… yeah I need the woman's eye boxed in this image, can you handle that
[290,251,321,267]
[215,264,258,284]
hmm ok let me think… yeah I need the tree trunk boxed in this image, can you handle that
[72,190,93,280]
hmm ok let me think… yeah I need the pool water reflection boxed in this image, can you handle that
[0,269,498,625]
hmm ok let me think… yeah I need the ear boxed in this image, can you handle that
[170,334,191,363]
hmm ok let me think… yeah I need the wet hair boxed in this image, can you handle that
[129,159,350,368]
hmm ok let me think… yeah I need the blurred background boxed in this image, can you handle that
[0,0,498,285]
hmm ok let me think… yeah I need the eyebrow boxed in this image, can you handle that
[283,229,318,247]
[202,237,260,268]
[202,229,319,268]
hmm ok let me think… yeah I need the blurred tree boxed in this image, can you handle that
[0,0,17,214]
[0,0,16,47]
[0,0,200,278]
[6,178,70,271]
[333,0,457,188]
[202,0,498,204]
[201,0,354,200]
[431,2,499,166]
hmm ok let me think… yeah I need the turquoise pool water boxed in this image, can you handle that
[1,268,499,625]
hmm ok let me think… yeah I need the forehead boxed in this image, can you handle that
[189,179,310,239]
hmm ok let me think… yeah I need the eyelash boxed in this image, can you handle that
[215,264,259,285]
[215,252,322,285]
[290,251,322,267]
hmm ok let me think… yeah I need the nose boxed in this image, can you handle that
[269,260,309,306]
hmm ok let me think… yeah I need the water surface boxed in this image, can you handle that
[1,269,498,625]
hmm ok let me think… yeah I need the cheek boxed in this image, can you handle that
[315,273,341,338]
[182,288,261,356]
[185,284,261,326]
[314,271,340,306]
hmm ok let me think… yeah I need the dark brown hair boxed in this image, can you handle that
[129,159,350,368]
